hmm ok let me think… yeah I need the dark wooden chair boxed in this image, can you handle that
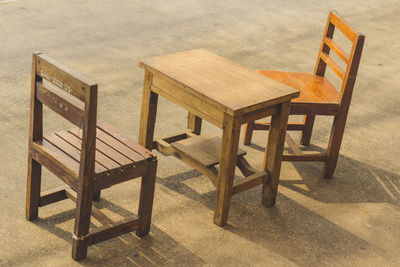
[243,11,365,178]
[26,53,158,260]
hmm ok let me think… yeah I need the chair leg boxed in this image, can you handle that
[26,156,42,221]
[324,113,348,178]
[93,190,101,201]
[300,115,315,146]
[72,187,94,260]
[243,122,255,145]
[136,161,157,237]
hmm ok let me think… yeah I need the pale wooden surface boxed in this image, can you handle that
[139,49,299,116]
[171,134,246,167]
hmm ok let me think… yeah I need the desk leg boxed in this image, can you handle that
[214,114,241,226]
[139,71,158,150]
[262,102,290,207]
[187,112,202,135]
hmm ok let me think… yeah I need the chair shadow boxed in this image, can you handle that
[244,142,400,204]
[26,191,205,266]
[156,149,400,265]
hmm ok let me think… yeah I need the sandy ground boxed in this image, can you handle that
[0,0,399,266]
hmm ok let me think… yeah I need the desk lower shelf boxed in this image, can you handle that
[153,131,269,195]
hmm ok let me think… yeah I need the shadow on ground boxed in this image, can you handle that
[157,151,400,265]
[7,196,204,266]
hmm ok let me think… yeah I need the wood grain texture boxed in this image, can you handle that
[187,112,202,135]
[27,54,158,261]
[262,102,291,207]
[257,71,340,104]
[36,82,84,128]
[244,10,365,178]
[137,160,157,237]
[35,54,94,101]
[138,71,158,150]
[72,83,97,260]
[139,49,299,116]
[213,114,242,226]
[26,52,43,221]
[171,134,246,167]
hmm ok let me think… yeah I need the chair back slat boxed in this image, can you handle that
[320,52,345,80]
[36,82,84,127]
[324,37,349,63]
[329,11,358,42]
[35,54,92,102]
[314,11,365,107]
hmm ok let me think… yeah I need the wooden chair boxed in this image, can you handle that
[243,10,365,178]
[26,53,158,260]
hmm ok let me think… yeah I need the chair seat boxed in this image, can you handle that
[34,121,154,180]
[258,70,341,114]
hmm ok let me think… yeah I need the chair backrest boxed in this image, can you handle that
[314,11,365,108]
[30,52,98,178]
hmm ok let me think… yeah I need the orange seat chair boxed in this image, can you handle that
[243,11,365,178]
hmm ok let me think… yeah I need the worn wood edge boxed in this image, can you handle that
[36,83,84,128]
[290,102,340,115]
[155,138,219,186]
[170,134,247,167]
[94,161,148,190]
[241,106,277,124]
[285,134,303,156]
[232,171,268,195]
[87,217,140,246]
[252,122,306,131]
[30,143,78,185]
[151,85,224,128]
[320,52,345,80]
[39,186,68,207]
[324,37,350,63]
[96,122,153,160]
[282,153,328,162]
[236,156,258,176]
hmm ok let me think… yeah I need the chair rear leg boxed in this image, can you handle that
[243,122,255,145]
[93,190,101,201]
[300,115,315,146]
[26,156,42,221]
[324,113,348,178]
[72,188,94,260]
[136,161,157,237]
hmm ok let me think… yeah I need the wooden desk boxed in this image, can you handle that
[138,49,299,226]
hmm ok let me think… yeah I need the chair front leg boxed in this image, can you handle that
[137,160,157,237]
[72,184,94,260]
[26,155,42,221]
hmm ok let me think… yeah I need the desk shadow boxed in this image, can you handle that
[243,143,400,204]
[21,194,204,266]
[156,151,400,265]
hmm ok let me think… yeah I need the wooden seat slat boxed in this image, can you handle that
[35,139,81,176]
[97,122,151,160]
[68,129,134,166]
[45,134,107,173]
[95,127,147,163]
[56,130,121,170]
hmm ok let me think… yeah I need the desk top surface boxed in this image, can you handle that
[139,49,299,115]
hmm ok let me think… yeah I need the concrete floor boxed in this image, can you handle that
[1,0,400,266]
